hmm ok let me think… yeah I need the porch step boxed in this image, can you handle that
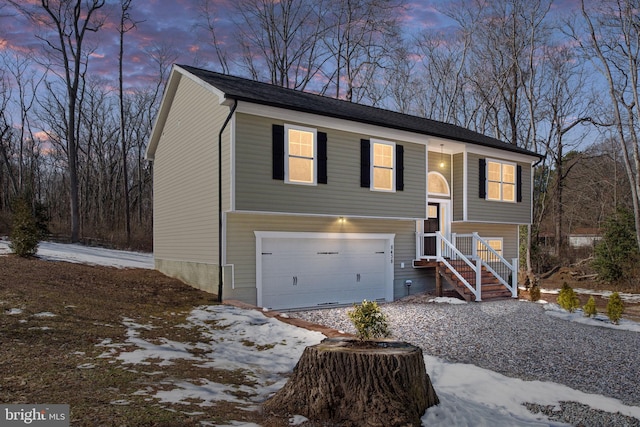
[439,262,513,302]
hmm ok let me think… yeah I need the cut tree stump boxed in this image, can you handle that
[263,337,439,427]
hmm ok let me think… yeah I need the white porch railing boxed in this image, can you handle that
[415,231,519,300]
[417,231,482,301]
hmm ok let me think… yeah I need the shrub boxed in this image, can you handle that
[347,300,390,341]
[9,197,40,257]
[606,292,624,325]
[592,208,639,284]
[557,282,580,313]
[529,284,541,302]
[583,296,597,318]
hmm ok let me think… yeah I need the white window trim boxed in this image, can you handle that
[370,139,396,192]
[486,158,517,203]
[284,123,317,185]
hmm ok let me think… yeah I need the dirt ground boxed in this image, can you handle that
[530,266,640,322]
[0,255,303,427]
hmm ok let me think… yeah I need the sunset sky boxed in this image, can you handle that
[0,0,581,90]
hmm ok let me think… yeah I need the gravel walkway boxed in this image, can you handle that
[292,297,640,426]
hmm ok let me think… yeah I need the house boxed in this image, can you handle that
[146,64,542,310]
[568,230,601,248]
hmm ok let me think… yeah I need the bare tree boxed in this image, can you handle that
[520,41,593,259]
[1,51,46,195]
[197,0,231,74]
[8,0,107,242]
[118,0,142,245]
[321,0,404,102]
[384,44,420,114]
[576,0,640,250]
[234,0,329,90]
[414,29,472,124]
[442,0,551,147]
[0,69,18,197]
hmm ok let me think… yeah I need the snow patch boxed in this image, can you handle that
[33,311,56,318]
[543,303,640,332]
[428,297,467,305]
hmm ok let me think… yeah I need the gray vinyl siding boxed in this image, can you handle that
[224,212,427,304]
[234,113,426,218]
[451,223,519,261]
[427,150,451,199]
[153,75,232,268]
[452,153,464,221]
[466,153,531,224]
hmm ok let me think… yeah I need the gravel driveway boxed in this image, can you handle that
[292,297,640,408]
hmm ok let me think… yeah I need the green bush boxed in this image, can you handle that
[9,197,40,257]
[557,282,580,313]
[529,284,541,302]
[583,296,597,318]
[593,208,639,284]
[606,292,624,325]
[347,300,390,341]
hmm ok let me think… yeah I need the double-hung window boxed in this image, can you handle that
[371,140,395,191]
[486,159,516,202]
[360,138,404,191]
[273,124,327,184]
[285,124,316,185]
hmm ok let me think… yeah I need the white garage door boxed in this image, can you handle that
[256,232,394,310]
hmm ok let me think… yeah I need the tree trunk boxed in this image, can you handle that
[263,337,439,427]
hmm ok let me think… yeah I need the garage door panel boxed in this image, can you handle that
[260,235,392,310]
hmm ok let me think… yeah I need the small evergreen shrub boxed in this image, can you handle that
[529,284,541,302]
[557,282,580,313]
[592,208,639,284]
[9,197,40,257]
[347,300,390,341]
[583,296,597,318]
[606,292,624,325]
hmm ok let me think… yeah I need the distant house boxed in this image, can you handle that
[569,229,602,248]
[146,65,541,310]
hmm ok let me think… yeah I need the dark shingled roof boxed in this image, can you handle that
[178,64,540,158]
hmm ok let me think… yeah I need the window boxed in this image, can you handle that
[427,204,438,218]
[273,124,327,184]
[476,238,503,262]
[428,172,450,196]
[486,160,516,202]
[285,124,316,185]
[371,140,395,191]
[360,139,403,191]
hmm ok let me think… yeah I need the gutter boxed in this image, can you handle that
[218,99,238,303]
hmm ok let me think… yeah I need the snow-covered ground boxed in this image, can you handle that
[0,239,153,269]
[2,240,640,426]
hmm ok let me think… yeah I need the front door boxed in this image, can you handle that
[424,203,440,257]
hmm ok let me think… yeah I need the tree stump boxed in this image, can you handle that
[263,337,439,427]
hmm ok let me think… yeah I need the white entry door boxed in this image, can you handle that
[255,232,394,310]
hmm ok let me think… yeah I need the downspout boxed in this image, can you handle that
[218,99,238,303]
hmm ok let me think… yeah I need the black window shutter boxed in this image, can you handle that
[516,164,523,202]
[318,132,328,184]
[272,124,284,180]
[396,144,404,191]
[360,139,370,187]
[479,158,486,199]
